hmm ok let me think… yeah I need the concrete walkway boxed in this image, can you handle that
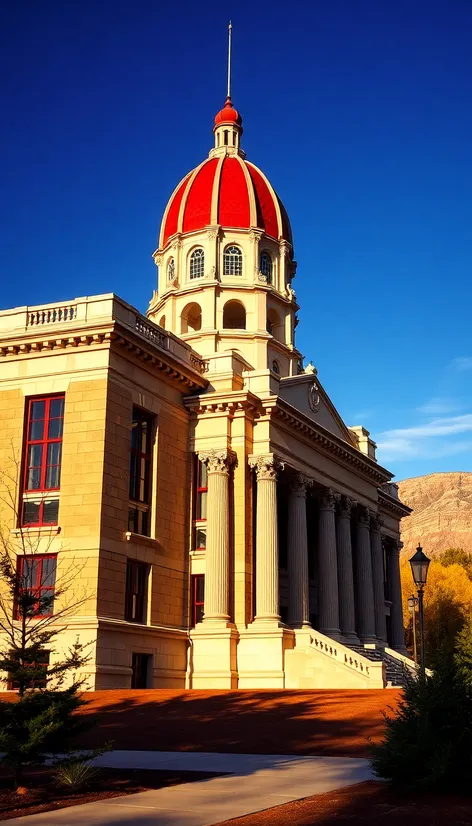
[9,751,375,826]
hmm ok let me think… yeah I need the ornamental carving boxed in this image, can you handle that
[172,234,183,250]
[319,488,339,511]
[279,240,290,258]
[198,450,236,475]
[205,265,218,281]
[308,379,320,413]
[369,512,385,532]
[154,254,164,267]
[357,506,371,527]
[249,454,284,481]
[249,229,263,244]
[338,495,356,517]
[206,227,220,241]
[285,284,297,302]
[256,268,268,283]
[289,473,313,495]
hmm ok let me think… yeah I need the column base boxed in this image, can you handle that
[342,632,361,645]
[238,623,295,688]
[188,623,238,689]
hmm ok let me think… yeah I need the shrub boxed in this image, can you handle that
[54,760,99,790]
[371,656,472,793]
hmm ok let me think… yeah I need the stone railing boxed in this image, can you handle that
[190,354,209,374]
[384,646,433,677]
[27,305,78,326]
[134,317,169,350]
[309,631,385,684]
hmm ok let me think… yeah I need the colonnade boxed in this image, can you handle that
[198,450,406,652]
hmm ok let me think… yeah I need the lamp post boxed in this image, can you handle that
[407,595,418,664]
[409,544,431,679]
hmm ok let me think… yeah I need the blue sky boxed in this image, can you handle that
[1,0,472,481]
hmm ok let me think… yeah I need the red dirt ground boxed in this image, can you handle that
[72,689,402,757]
[212,781,472,826]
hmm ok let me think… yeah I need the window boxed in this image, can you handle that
[128,408,154,537]
[189,248,205,280]
[193,456,207,550]
[131,652,151,688]
[223,300,246,329]
[223,246,243,276]
[125,560,148,623]
[22,396,64,527]
[15,554,57,620]
[167,257,175,282]
[272,360,280,374]
[260,252,273,284]
[8,651,50,691]
[181,302,202,333]
[191,574,205,626]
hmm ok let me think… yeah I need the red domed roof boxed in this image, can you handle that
[160,155,292,249]
[214,96,242,128]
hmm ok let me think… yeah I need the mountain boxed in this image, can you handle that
[397,472,472,558]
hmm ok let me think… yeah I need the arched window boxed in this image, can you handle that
[181,302,202,333]
[167,258,175,282]
[189,248,205,280]
[272,359,280,374]
[267,308,283,342]
[159,314,166,329]
[223,245,243,276]
[260,252,273,284]
[223,300,246,330]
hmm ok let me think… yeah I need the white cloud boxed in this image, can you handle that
[417,397,460,415]
[453,357,472,372]
[376,414,472,461]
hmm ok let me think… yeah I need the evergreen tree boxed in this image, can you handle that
[455,616,472,686]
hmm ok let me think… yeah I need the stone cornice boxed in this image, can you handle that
[264,398,393,487]
[0,319,208,393]
[378,490,412,519]
[184,390,261,418]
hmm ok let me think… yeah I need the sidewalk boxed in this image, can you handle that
[8,751,374,825]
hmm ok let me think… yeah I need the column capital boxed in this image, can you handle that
[356,505,371,527]
[288,473,313,495]
[319,488,339,512]
[198,449,237,475]
[369,511,384,531]
[337,495,356,518]
[249,454,284,481]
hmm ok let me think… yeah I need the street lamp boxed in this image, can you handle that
[409,544,431,678]
[407,595,418,664]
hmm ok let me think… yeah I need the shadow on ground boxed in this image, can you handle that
[75,689,401,758]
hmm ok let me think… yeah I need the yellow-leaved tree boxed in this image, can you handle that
[401,558,472,668]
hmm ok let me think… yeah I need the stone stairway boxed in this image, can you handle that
[346,645,416,688]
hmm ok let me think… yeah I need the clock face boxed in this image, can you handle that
[308,379,320,413]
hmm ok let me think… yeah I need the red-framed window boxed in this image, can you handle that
[128,408,154,537]
[190,574,204,627]
[15,554,57,620]
[22,396,64,527]
[8,652,50,691]
[125,560,148,623]
[192,456,207,550]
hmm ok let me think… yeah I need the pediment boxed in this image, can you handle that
[278,373,355,445]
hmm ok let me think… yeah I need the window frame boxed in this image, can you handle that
[190,574,205,627]
[192,456,207,551]
[128,407,154,537]
[8,651,50,691]
[125,559,148,624]
[189,248,205,280]
[14,553,57,620]
[223,245,243,276]
[21,395,65,527]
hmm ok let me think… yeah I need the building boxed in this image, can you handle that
[0,93,413,690]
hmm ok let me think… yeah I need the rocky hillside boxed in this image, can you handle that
[398,472,472,558]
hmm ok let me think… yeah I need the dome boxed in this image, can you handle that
[160,155,292,249]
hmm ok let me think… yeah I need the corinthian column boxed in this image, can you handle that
[336,496,358,642]
[318,489,341,639]
[249,454,283,622]
[370,514,388,644]
[287,474,311,628]
[388,539,408,653]
[354,508,377,643]
[198,450,235,622]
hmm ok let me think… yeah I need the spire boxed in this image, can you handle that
[227,21,232,100]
